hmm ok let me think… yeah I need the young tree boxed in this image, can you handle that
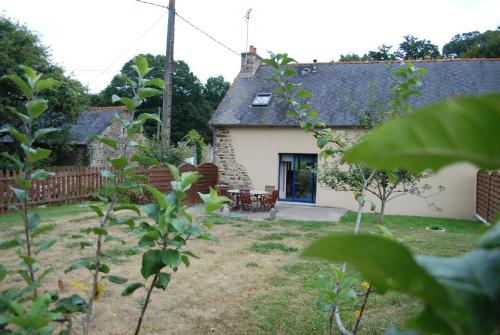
[0,66,88,334]
[319,62,442,223]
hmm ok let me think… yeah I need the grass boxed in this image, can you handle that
[258,232,301,241]
[0,204,484,334]
[239,212,483,334]
[249,242,299,254]
[0,202,98,232]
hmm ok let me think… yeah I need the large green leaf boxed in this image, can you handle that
[417,249,500,334]
[26,99,48,119]
[154,272,170,290]
[161,249,181,268]
[143,78,165,89]
[0,126,29,145]
[302,234,450,309]
[143,185,167,209]
[104,275,128,284]
[2,74,32,97]
[141,250,165,279]
[134,56,151,77]
[109,156,128,170]
[26,147,51,163]
[344,93,500,172]
[35,78,60,93]
[33,128,59,141]
[54,294,88,314]
[89,135,118,150]
[113,204,141,216]
[121,282,144,296]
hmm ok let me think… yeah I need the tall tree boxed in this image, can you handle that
[364,44,396,61]
[93,54,229,143]
[395,35,440,60]
[203,75,230,111]
[338,53,362,62]
[443,26,500,58]
[0,16,90,167]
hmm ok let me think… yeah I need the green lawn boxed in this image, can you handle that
[0,205,485,334]
[238,211,483,334]
[0,202,98,232]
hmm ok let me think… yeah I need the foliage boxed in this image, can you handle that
[365,45,397,61]
[0,16,90,167]
[395,35,440,60]
[91,53,230,144]
[63,55,164,334]
[338,53,363,62]
[344,93,500,173]
[443,26,500,58]
[326,62,441,223]
[203,75,230,111]
[319,162,442,222]
[128,169,228,335]
[149,140,192,167]
[308,92,500,333]
[0,66,88,334]
[183,129,206,164]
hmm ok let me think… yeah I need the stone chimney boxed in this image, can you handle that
[240,45,262,78]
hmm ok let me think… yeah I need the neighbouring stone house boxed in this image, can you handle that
[68,106,146,167]
[209,46,500,220]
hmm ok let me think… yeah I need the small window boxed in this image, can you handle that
[252,93,272,106]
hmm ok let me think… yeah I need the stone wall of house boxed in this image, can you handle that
[90,113,145,167]
[214,127,253,188]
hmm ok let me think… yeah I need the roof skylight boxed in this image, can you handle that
[252,93,272,106]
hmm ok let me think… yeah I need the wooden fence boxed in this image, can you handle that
[476,170,500,223]
[0,163,219,213]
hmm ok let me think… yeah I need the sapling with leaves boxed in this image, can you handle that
[305,93,500,334]
[62,55,165,335]
[264,53,376,334]
[120,165,228,335]
[0,66,88,334]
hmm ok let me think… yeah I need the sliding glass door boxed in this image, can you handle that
[278,154,317,203]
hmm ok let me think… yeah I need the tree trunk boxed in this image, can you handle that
[379,200,386,224]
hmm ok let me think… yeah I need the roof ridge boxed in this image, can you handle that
[260,58,500,67]
[90,106,127,111]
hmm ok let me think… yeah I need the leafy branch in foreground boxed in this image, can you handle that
[125,166,228,335]
[63,55,164,335]
[0,66,88,334]
[306,93,500,334]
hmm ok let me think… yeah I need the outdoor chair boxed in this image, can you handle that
[265,185,275,193]
[215,185,236,209]
[239,189,256,212]
[261,189,279,211]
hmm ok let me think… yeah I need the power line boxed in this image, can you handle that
[135,0,239,56]
[89,11,167,85]
[175,12,239,56]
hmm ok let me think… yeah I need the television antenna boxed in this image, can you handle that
[244,8,252,53]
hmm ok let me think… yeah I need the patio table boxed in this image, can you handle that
[228,189,269,210]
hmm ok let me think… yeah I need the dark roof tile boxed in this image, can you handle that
[209,59,500,127]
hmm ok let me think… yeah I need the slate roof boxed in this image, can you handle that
[209,59,500,127]
[68,107,127,145]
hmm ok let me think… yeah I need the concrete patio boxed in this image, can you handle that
[189,202,347,222]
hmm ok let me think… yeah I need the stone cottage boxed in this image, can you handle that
[209,46,500,220]
[68,106,145,167]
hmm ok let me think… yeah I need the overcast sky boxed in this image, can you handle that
[2,0,499,94]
